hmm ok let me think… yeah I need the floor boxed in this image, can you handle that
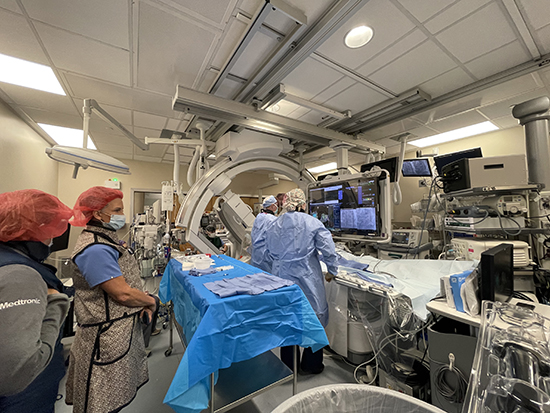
[55,326,357,413]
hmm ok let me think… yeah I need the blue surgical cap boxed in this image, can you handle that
[262,195,277,208]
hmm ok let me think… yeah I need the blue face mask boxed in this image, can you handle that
[103,214,126,231]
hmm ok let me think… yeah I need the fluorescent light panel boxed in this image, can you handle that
[308,162,337,173]
[38,123,96,150]
[409,121,499,148]
[0,53,65,95]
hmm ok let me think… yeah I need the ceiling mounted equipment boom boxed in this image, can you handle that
[172,85,385,154]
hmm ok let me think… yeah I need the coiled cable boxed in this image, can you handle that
[434,353,468,404]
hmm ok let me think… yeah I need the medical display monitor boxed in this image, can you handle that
[434,147,482,175]
[308,177,380,237]
[360,157,398,182]
[402,158,432,177]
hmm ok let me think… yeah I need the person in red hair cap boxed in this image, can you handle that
[66,186,157,413]
[0,189,72,413]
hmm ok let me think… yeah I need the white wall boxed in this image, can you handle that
[0,99,58,195]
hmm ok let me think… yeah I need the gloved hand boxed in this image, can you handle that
[325,273,335,283]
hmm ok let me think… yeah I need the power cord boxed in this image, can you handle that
[434,353,468,404]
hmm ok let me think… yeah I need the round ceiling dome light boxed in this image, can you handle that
[344,25,374,48]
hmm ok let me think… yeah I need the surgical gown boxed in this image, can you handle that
[266,211,338,327]
[251,212,277,272]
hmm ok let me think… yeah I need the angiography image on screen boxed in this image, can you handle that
[308,178,380,236]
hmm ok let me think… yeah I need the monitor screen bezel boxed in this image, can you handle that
[308,176,381,237]
[360,157,398,183]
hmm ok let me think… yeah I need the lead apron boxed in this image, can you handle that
[66,226,148,413]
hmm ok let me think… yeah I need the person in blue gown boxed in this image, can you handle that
[250,195,278,272]
[266,188,338,374]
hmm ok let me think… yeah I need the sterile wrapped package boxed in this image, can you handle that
[463,301,550,413]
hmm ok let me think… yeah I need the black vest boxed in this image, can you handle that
[0,242,64,292]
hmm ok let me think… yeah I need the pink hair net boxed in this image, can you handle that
[0,189,73,242]
[71,186,123,227]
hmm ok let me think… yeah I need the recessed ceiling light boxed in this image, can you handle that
[266,104,280,113]
[344,26,374,49]
[308,162,337,173]
[409,121,499,148]
[0,53,65,95]
[38,123,96,150]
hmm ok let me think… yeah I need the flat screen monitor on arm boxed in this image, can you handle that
[308,177,381,237]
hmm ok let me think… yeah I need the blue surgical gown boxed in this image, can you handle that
[266,211,338,327]
[251,212,277,272]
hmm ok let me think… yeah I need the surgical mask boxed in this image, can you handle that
[103,214,126,231]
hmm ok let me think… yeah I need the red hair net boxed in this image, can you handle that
[71,186,123,227]
[0,189,73,242]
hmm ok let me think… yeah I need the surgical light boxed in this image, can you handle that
[308,162,337,173]
[409,121,499,148]
[344,26,374,49]
[38,123,96,150]
[0,53,65,95]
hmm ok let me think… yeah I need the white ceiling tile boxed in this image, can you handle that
[316,0,416,70]
[517,0,550,30]
[1,84,78,114]
[435,3,516,63]
[91,132,133,148]
[102,149,133,160]
[20,106,82,129]
[465,41,529,80]
[137,3,217,95]
[35,23,130,86]
[295,109,327,126]
[166,119,182,130]
[418,67,473,99]
[22,0,129,48]
[311,77,355,106]
[134,111,167,130]
[168,0,234,26]
[424,0,490,34]
[396,0,455,23]
[356,29,427,77]
[428,111,489,133]
[197,70,218,93]
[98,104,133,126]
[229,31,279,79]
[133,126,163,142]
[491,115,520,129]
[403,125,441,140]
[535,24,550,54]
[210,18,248,69]
[281,0,333,24]
[163,152,193,162]
[477,89,549,119]
[0,0,20,13]
[88,117,133,136]
[322,83,388,113]
[363,118,424,140]
[213,77,243,100]
[0,9,49,64]
[272,100,302,117]
[283,57,344,100]
[284,106,310,120]
[542,68,550,85]
[95,141,134,154]
[133,154,163,163]
[369,41,456,94]
[459,73,541,107]
[64,74,176,118]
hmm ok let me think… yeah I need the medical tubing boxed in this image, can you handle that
[187,145,201,187]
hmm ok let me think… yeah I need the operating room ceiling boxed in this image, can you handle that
[0,0,549,170]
